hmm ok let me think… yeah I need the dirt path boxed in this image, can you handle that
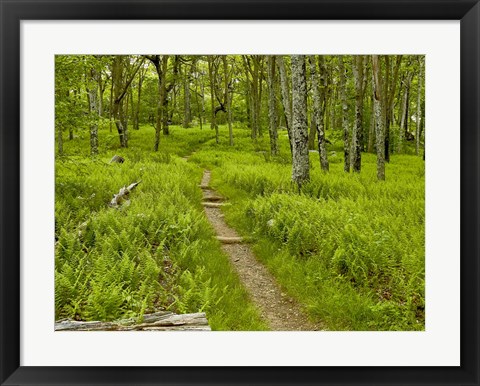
[200,170,321,331]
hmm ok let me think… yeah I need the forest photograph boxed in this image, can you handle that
[54,54,425,332]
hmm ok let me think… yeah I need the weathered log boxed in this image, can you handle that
[109,181,141,208]
[55,312,211,331]
[216,236,243,244]
[198,184,210,189]
[110,155,125,163]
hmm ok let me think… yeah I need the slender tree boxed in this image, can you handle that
[133,64,146,131]
[207,56,219,144]
[111,56,127,147]
[96,63,108,118]
[163,56,179,135]
[242,56,254,134]
[183,58,192,128]
[368,90,375,153]
[145,55,167,150]
[192,57,203,130]
[291,55,310,189]
[328,58,337,132]
[253,55,264,139]
[338,56,350,172]
[309,55,329,171]
[111,55,143,148]
[267,55,278,155]
[243,55,264,139]
[276,56,293,153]
[351,55,365,172]
[372,55,385,181]
[87,66,99,155]
[398,71,413,153]
[386,55,402,152]
[109,69,114,133]
[416,57,424,156]
[223,55,234,146]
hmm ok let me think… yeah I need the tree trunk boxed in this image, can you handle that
[276,56,293,153]
[368,92,375,153]
[243,55,264,139]
[133,67,145,130]
[256,56,264,138]
[193,58,203,130]
[386,55,402,152]
[161,56,171,136]
[109,75,114,133]
[416,57,423,156]
[151,57,163,150]
[112,56,127,147]
[97,79,104,118]
[324,60,333,132]
[267,55,278,155]
[372,55,385,181]
[242,56,254,134]
[87,68,99,156]
[309,55,329,171]
[291,55,310,189]
[145,55,165,150]
[398,72,412,153]
[421,96,425,160]
[200,71,205,128]
[404,85,410,138]
[125,87,131,128]
[250,56,260,140]
[113,101,127,147]
[207,56,219,144]
[155,70,164,150]
[223,55,234,146]
[338,56,350,172]
[183,61,192,128]
[383,56,391,162]
[112,55,144,148]
[351,55,364,172]
[329,80,336,131]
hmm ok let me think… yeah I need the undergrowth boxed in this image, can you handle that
[190,126,425,331]
[56,122,425,331]
[55,125,267,330]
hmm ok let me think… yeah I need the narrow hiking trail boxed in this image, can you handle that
[199,169,321,331]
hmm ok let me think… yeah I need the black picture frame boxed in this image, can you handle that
[1,1,479,385]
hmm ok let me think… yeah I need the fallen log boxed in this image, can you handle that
[109,181,141,208]
[55,311,211,331]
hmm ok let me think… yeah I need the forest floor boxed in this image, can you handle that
[199,168,321,331]
[55,124,425,331]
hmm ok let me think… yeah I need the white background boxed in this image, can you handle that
[21,21,460,366]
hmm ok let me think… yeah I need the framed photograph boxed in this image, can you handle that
[1,0,479,385]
